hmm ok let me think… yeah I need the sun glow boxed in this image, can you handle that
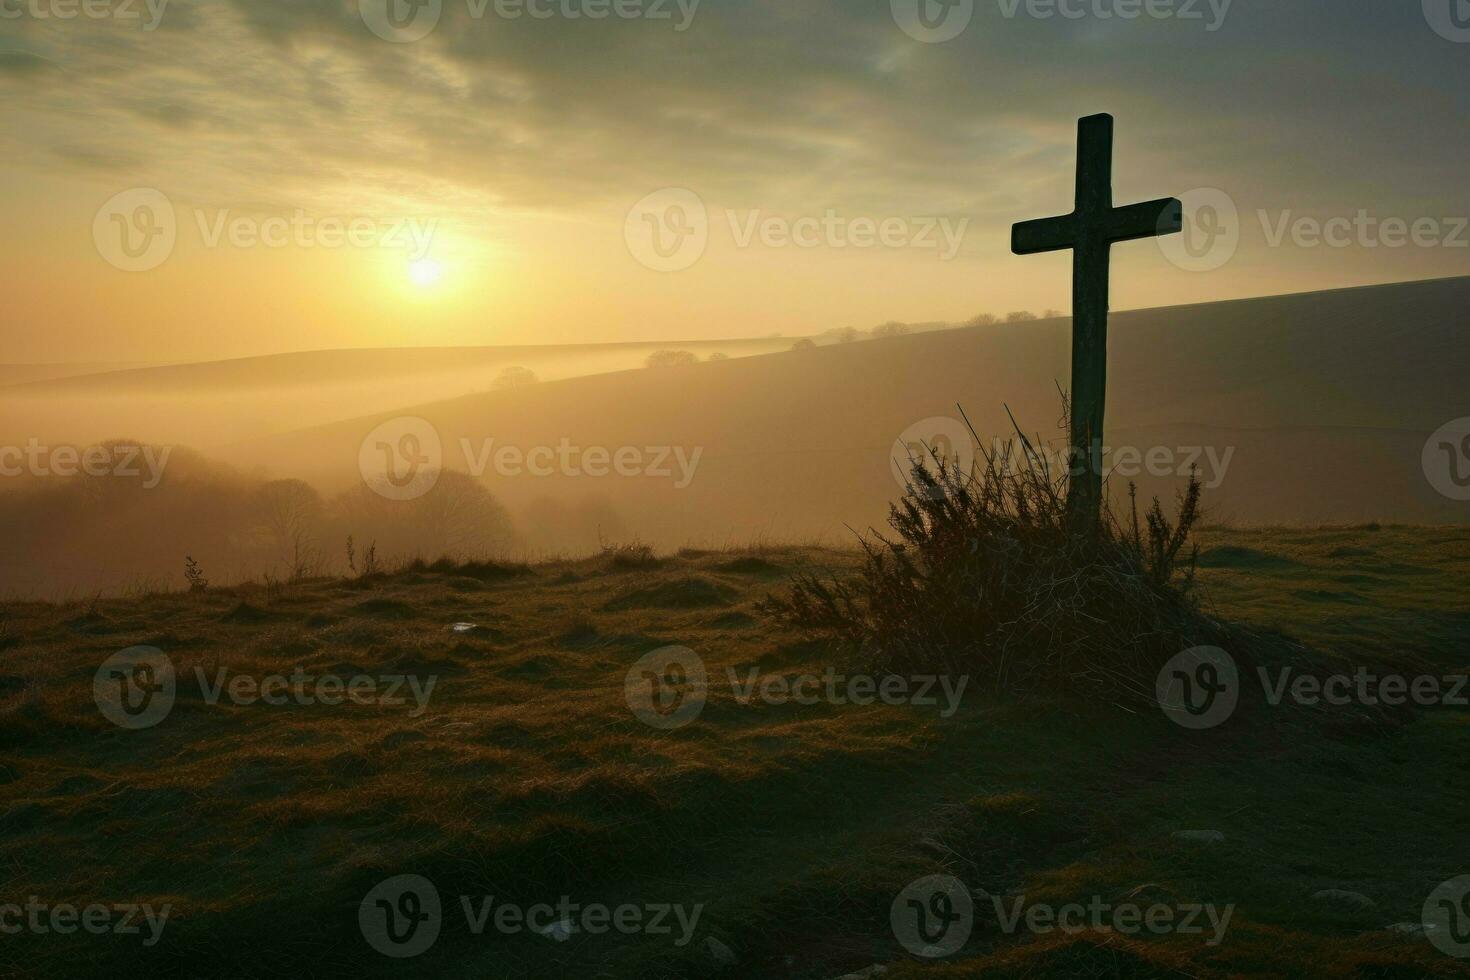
[409,258,443,287]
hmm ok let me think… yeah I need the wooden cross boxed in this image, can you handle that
[1011,113,1182,531]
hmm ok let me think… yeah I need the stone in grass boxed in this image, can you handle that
[1385,922,1436,937]
[1171,830,1225,844]
[1312,889,1375,909]
[536,918,575,942]
[705,937,736,966]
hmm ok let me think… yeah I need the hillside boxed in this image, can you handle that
[225,276,1470,535]
[0,338,795,448]
[2,527,1467,978]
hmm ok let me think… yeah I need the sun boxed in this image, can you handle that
[408,258,443,287]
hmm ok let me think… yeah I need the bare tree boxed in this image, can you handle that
[645,350,699,368]
[494,365,540,389]
[248,479,324,579]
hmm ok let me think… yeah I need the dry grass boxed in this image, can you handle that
[0,534,1466,978]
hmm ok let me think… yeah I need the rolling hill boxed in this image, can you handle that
[220,276,1470,540]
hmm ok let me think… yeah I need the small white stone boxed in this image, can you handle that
[1312,889,1375,909]
[537,918,575,942]
[1386,921,1435,936]
[705,936,736,965]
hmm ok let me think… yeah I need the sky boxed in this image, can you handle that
[2,0,1467,362]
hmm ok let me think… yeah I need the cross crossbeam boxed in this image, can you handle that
[1010,113,1182,530]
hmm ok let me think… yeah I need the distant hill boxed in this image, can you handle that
[0,338,797,447]
[221,276,1470,535]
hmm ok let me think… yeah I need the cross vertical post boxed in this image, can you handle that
[1011,113,1183,533]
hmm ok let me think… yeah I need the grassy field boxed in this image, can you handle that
[1,526,1468,978]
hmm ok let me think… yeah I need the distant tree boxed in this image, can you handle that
[493,365,540,389]
[247,479,324,579]
[707,352,730,361]
[1006,311,1038,323]
[834,326,861,343]
[870,321,911,338]
[966,313,999,327]
[1042,309,1065,319]
[645,350,699,368]
[790,338,816,351]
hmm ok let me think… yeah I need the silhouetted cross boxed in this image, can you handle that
[1012,113,1182,531]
